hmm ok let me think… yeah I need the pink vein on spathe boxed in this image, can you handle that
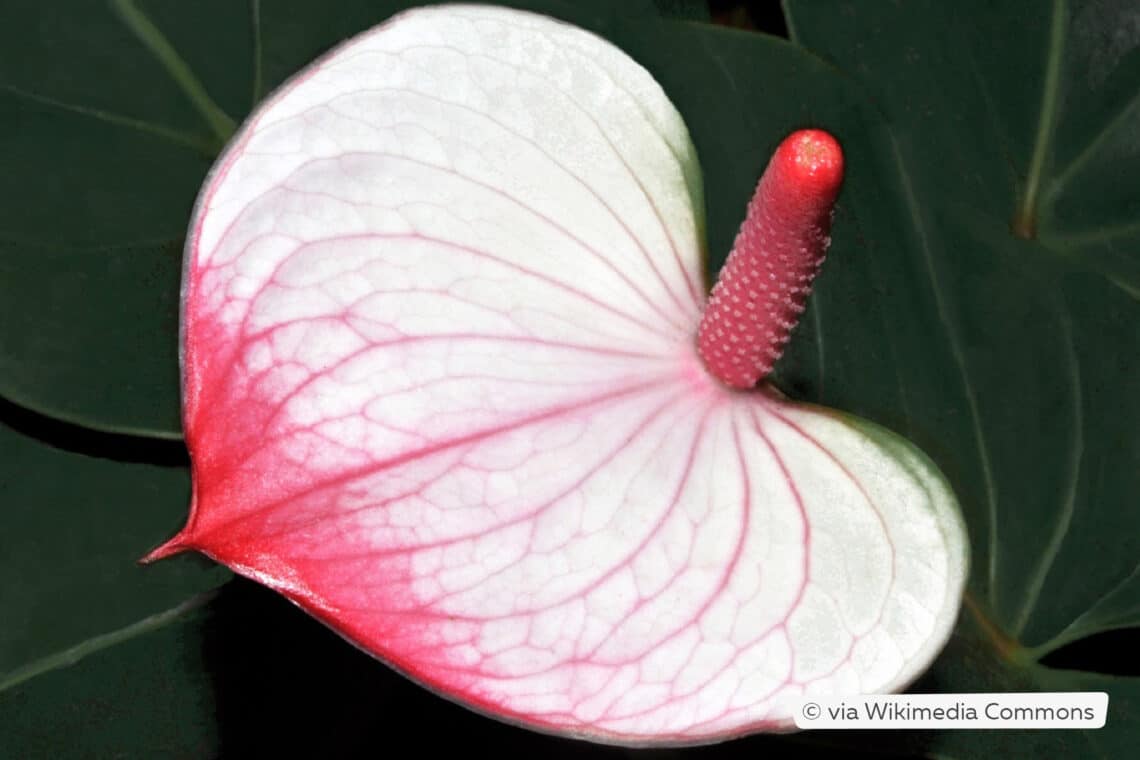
[148,7,943,745]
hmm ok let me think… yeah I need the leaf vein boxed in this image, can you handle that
[0,84,215,155]
[0,590,217,693]
[886,133,999,606]
[1012,300,1084,637]
[110,0,236,143]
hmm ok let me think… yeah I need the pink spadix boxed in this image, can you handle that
[698,130,843,388]
[147,5,967,746]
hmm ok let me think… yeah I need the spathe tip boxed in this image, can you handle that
[139,531,195,564]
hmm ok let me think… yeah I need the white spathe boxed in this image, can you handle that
[177,4,968,745]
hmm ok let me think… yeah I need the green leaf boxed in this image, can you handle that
[0,0,245,438]
[763,0,1138,754]
[0,0,658,439]
[0,411,227,691]
[0,601,218,758]
[782,0,1140,652]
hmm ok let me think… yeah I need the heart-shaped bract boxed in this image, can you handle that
[152,5,968,744]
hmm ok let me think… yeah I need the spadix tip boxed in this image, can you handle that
[778,129,844,194]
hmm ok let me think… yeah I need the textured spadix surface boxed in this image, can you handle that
[164,5,968,744]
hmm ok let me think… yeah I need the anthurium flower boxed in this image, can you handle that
[148,5,968,745]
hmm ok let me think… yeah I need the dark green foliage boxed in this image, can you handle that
[1,1,1135,755]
